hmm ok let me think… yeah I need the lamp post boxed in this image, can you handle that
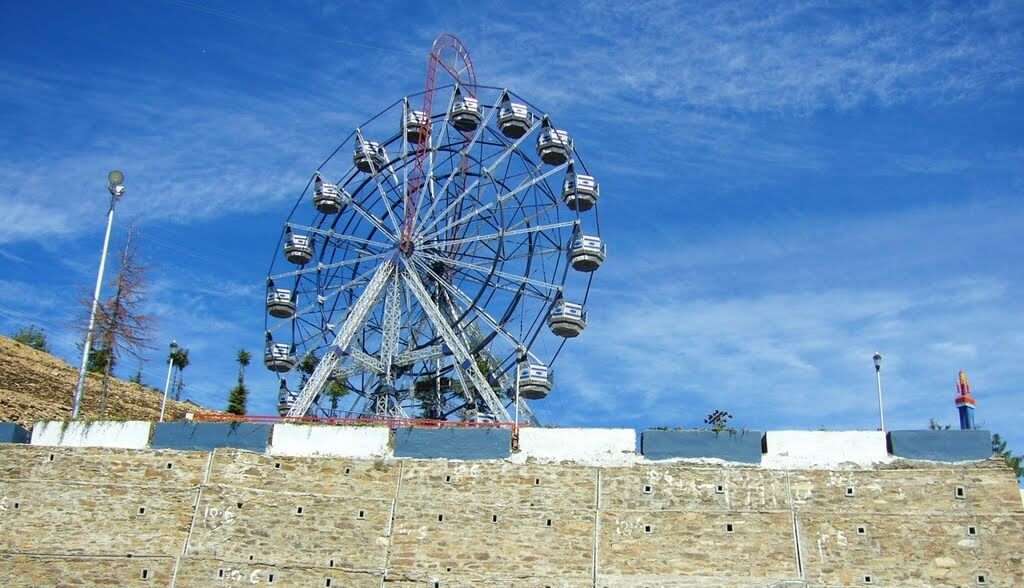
[71,170,126,418]
[873,352,886,433]
[159,340,179,422]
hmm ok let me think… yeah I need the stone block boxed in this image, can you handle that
[0,445,207,487]
[0,422,29,444]
[186,484,391,570]
[0,554,175,588]
[393,426,511,459]
[208,448,399,498]
[174,557,381,587]
[640,429,763,463]
[150,422,271,452]
[601,464,789,512]
[30,420,152,449]
[269,423,391,458]
[888,429,993,461]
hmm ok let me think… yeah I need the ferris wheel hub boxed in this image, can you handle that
[399,238,416,257]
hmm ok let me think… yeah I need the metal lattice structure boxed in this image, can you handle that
[264,35,605,422]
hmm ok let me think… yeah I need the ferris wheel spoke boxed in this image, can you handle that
[424,220,577,248]
[379,275,402,383]
[401,261,510,420]
[356,130,404,236]
[420,160,568,243]
[416,118,544,239]
[286,223,393,249]
[412,257,541,364]
[287,260,396,417]
[415,250,563,294]
[270,250,394,281]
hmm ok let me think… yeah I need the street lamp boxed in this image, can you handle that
[873,352,886,433]
[71,170,126,418]
[159,340,179,422]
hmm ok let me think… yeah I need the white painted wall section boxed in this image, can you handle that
[269,424,391,458]
[761,430,892,469]
[30,420,152,449]
[514,427,637,465]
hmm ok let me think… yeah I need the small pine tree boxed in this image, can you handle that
[226,381,248,416]
[87,346,114,374]
[130,370,143,385]
[12,325,49,352]
[992,433,1023,480]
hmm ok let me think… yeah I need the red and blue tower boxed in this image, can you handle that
[954,371,976,430]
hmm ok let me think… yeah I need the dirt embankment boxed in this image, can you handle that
[0,336,205,427]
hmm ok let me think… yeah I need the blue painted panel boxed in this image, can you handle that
[0,422,30,444]
[641,430,764,463]
[393,427,511,459]
[151,422,272,452]
[888,430,992,461]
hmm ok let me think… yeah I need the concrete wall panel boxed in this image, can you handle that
[151,422,271,452]
[762,430,891,469]
[516,427,636,464]
[393,427,511,459]
[889,429,993,461]
[0,422,29,444]
[640,430,763,463]
[268,424,390,458]
[30,420,152,449]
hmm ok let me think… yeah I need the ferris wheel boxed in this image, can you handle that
[263,35,606,422]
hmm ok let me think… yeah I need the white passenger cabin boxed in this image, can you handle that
[353,140,386,173]
[563,171,599,211]
[499,102,533,138]
[518,363,552,399]
[266,288,296,319]
[569,235,606,272]
[284,233,314,265]
[547,300,587,338]
[450,95,482,132]
[313,176,346,214]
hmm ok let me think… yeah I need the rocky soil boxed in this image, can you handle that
[0,336,206,427]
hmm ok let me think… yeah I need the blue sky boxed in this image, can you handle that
[1,1,1022,449]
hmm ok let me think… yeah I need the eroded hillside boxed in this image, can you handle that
[0,336,199,426]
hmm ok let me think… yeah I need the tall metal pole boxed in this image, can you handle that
[873,352,886,433]
[159,341,178,422]
[71,173,124,418]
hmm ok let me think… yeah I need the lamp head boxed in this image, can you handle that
[107,170,126,198]
[170,340,179,351]
[873,352,882,370]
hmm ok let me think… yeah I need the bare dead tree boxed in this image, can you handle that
[82,225,155,416]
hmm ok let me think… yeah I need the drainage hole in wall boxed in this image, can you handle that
[166,462,173,470]
[642,485,653,494]
[325,578,332,587]
[237,502,243,509]
[296,506,304,515]
[968,526,978,536]
[274,462,281,469]
[845,487,856,497]
[344,467,351,475]
[546,518,552,527]
[534,478,541,485]
[863,575,872,584]
[977,575,987,584]
[955,486,966,499]
[644,524,652,534]
[437,514,444,522]
[218,569,224,578]
[126,554,133,559]
[13,502,19,509]
[726,523,734,533]
[141,569,149,580]
[433,582,440,588]
[48,453,54,462]
[491,514,498,523]
[357,510,365,519]
[444,474,451,483]
[857,526,866,535]
[268,574,274,583]
[138,507,146,515]
[715,484,725,494]
[249,555,254,561]
[328,559,334,568]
